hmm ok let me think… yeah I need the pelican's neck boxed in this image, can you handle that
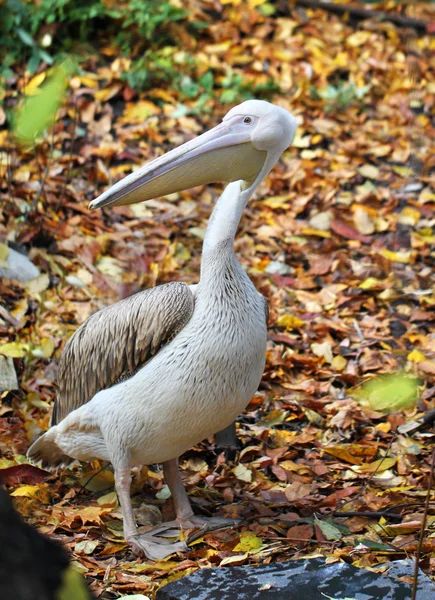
[202,181,250,262]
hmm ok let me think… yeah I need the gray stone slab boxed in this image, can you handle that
[0,247,39,281]
[157,558,435,600]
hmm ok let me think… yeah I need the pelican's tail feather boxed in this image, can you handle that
[27,431,73,471]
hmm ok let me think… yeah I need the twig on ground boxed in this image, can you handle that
[322,434,397,518]
[333,511,401,521]
[55,96,78,214]
[0,305,22,329]
[292,1,430,33]
[334,502,435,521]
[353,318,365,342]
[23,114,58,224]
[411,448,435,600]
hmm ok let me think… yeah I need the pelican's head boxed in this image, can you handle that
[90,100,297,210]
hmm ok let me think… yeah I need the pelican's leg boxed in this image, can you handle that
[114,465,187,561]
[163,458,195,522]
[156,458,239,536]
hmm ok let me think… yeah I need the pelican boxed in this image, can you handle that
[27,100,297,560]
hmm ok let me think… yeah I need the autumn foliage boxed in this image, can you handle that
[0,1,434,597]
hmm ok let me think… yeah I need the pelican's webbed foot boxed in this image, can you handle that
[128,532,187,561]
[150,515,240,543]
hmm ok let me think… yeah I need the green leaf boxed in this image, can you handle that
[13,60,74,147]
[314,518,343,541]
[350,373,421,412]
[27,49,41,75]
[57,565,91,600]
[16,28,35,47]
[156,484,171,500]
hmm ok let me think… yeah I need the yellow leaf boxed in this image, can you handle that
[347,31,371,47]
[0,342,28,358]
[398,206,420,226]
[11,485,40,497]
[354,457,396,474]
[78,505,109,525]
[0,243,9,262]
[379,249,416,264]
[407,349,425,363]
[79,76,99,89]
[204,41,232,54]
[94,83,122,102]
[359,277,383,290]
[301,227,331,238]
[258,409,287,427]
[331,355,347,371]
[31,337,54,359]
[233,531,263,552]
[323,444,377,465]
[11,297,28,321]
[22,72,46,96]
[393,166,414,177]
[276,314,304,329]
[375,422,391,433]
[358,165,379,180]
[263,195,291,209]
[378,288,399,301]
[10,484,51,503]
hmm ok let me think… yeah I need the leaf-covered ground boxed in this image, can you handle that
[0,1,434,597]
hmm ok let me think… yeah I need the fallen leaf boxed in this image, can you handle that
[286,523,313,541]
[353,457,397,474]
[0,464,50,485]
[358,165,380,180]
[284,482,311,502]
[350,374,420,412]
[276,314,305,330]
[330,220,372,243]
[311,341,333,363]
[233,531,263,552]
[232,463,252,482]
[0,342,28,358]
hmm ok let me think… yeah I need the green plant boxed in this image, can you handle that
[311,82,371,112]
[220,71,280,104]
[0,0,187,82]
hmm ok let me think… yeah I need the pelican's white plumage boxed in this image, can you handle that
[28,100,297,559]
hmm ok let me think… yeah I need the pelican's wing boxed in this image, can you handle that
[51,282,195,425]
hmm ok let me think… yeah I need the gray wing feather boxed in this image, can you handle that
[52,281,195,425]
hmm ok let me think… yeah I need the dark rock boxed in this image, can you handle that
[389,319,407,338]
[157,558,435,600]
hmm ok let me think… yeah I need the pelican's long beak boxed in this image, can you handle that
[89,121,266,210]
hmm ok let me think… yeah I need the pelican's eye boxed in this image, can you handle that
[243,116,253,124]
